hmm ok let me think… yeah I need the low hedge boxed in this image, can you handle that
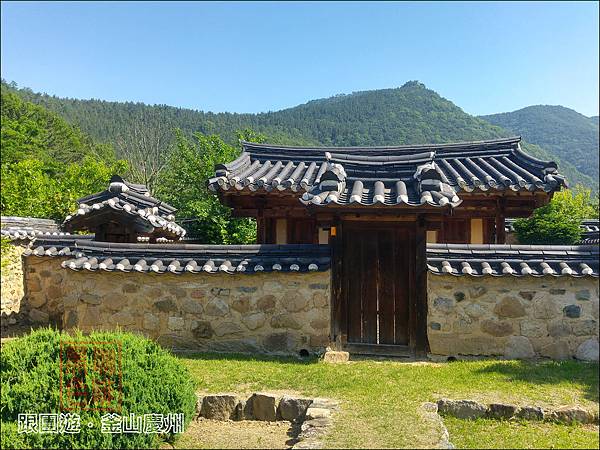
[1,328,197,449]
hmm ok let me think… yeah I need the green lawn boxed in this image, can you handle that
[180,354,599,449]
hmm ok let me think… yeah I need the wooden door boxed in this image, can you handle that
[341,223,412,347]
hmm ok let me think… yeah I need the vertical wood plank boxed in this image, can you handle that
[346,228,363,342]
[394,227,410,345]
[377,229,395,345]
[361,232,378,343]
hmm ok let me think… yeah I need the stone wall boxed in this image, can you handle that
[427,274,599,360]
[22,256,331,355]
[1,244,25,316]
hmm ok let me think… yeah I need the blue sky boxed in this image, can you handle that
[1,1,599,116]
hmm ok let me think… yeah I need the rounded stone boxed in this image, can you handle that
[453,292,466,302]
[310,318,329,330]
[284,293,310,313]
[572,320,597,336]
[464,303,485,319]
[81,293,101,305]
[563,305,581,319]
[28,309,48,324]
[242,312,266,330]
[575,339,599,361]
[548,320,571,337]
[481,319,513,337]
[468,286,487,299]
[143,313,160,331]
[494,296,526,318]
[257,295,277,312]
[154,298,177,312]
[533,298,560,319]
[192,321,214,339]
[205,298,229,317]
[504,336,535,359]
[27,294,47,308]
[271,313,301,330]
[540,341,571,360]
[433,297,454,314]
[122,283,140,294]
[168,316,185,331]
[110,311,135,326]
[181,298,203,315]
[520,321,547,338]
[575,289,591,301]
[231,296,252,313]
[214,322,243,337]
[312,292,328,309]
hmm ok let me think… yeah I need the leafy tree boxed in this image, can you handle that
[1,158,127,220]
[513,186,599,245]
[155,130,257,244]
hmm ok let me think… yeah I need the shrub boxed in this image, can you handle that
[514,186,599,245]
[1,328,197,449]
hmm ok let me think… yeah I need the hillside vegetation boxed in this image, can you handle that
[483,105,599,181]
[3,80,596,189]
[0,85,126,219]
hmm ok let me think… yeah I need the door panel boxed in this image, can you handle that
[342,223,412,346]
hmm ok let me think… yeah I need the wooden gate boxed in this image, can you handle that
[335,221,417,355]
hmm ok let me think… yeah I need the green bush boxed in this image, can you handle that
[1,328,197,449]
[514,186,599,245]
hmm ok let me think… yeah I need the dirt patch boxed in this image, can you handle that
[173,418,294,449]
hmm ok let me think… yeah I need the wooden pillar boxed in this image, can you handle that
[413,215,429,356]
[257,213,266,244]
[495,198,506,244]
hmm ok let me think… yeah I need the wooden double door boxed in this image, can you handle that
[337,222,416,351]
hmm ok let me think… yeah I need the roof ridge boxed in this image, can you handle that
[240,136,522,152]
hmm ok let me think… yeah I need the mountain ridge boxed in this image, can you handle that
[2,80,596,189]
[482,105,599,181]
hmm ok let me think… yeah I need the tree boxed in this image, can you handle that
[114,113,174,194]
[513,186,599,245]
[1,158,127,220]
[155,130,257,244]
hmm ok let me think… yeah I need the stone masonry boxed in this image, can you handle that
[1,245,25,316]
[22,256,331,355]
[428,275,599,360]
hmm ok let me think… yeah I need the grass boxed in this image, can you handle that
[443,417,599,449]
[179,354,599,449]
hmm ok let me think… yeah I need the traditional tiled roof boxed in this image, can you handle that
[427,243,598,277]
[24,238,331,274]
[26,237,596,278]
[208,137,566,208]
[23,235,95,257]
[62,175,186,240]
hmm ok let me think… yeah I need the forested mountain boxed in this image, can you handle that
[2,80,596,189]
[482,105,599,181]
[1,85,115,166]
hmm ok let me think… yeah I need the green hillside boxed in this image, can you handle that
[1,85,115,166]
[482,105,599,181]
[2,80,595,189]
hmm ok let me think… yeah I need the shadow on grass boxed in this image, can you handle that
[175,350,320,366]
[476,360,599,403]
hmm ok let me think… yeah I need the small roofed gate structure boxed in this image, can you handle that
[62,175,186,243]
[209,137,566,356]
